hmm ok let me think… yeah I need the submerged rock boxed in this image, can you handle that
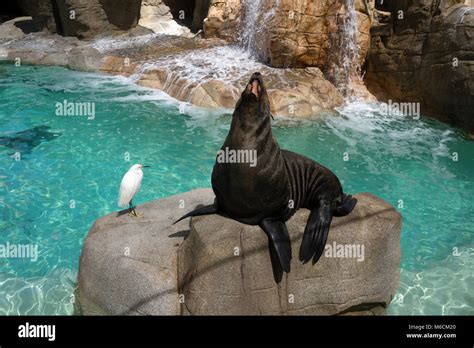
[76,188,401,315]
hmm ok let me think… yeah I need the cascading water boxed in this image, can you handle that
[239,0,265,52]
[238,0,278,62]
[325,0,363,97]
[239,0,364,97]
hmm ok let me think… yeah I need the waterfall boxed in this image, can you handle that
[238,0,278,61]
[238,0,365,97]
[325,0,362,97]
[239,0,265,52]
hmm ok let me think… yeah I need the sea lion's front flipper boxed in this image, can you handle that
[259,219,292,283]
[299,200,333,265]
[334,194,357,217]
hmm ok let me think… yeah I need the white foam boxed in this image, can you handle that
[91,33,162,53]
[326,101,457,160]
[138,45,274,86]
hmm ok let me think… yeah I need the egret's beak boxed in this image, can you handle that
[143,165,151,168]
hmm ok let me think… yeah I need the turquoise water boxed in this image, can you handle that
[0,63,472,315]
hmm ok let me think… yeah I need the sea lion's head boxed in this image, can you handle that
[235,72,272,121]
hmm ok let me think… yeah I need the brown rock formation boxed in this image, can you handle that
[137,62,343,116]
[203,0,373,70]
[366,0,474,131]
[204,0,243,41]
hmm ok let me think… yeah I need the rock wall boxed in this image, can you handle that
[15,0,58,33]
[366,0,474,131]
[99,0,142,30]
[204,0,243,41]
[76,189,401,315]
[256,0,372,69]
[203,0,373,70]
[12,0,141,39]
[55,0,142,38]
[12,0,210,39]
[192,0,212,32]
[138,0,193,37]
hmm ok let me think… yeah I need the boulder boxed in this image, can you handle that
[76,189,216,315]
[137,64,343,116]
[137,67,170,90]
[189,79,240,108]
[76,188,402,315]
[138,0,193,37]
[100,55,138,76]
[0,33,80,67]
[267,67,345,117]
[67,46,104,71]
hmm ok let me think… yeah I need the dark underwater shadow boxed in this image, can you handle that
[0,125,62,156]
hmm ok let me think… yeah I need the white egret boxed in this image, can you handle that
[118,164,150,216]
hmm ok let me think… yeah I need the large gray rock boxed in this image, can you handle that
[76,188,401,315]
[0,33,104,69]
[76,188,215,315]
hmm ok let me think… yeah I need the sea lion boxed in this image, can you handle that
[175,72,357,283]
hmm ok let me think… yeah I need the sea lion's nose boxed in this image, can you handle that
[251,80,260,98]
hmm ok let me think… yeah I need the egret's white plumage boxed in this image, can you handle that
[118,164,144,207]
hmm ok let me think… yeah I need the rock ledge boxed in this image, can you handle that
[76,188,401,315]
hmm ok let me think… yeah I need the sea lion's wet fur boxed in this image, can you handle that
[176,72,357,282]
[212,74,289,225]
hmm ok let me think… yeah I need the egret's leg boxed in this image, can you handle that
[128,200,137,217]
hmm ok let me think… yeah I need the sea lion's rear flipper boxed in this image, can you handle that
[299,200,333,265]
[259,219,292,283]
[173,204,218,224]
[334,194,357,217]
